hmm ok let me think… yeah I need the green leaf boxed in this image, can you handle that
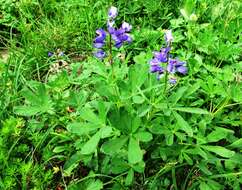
[198,162,212,175]
[201,145,235,158]
[134,131,153,142]
[86,180,103,190]
[183,153,193,165]
[165,133,174,146]
[63,152,82,176]
[199,182,212,190]
[169,86,187,105]
[173,111,193,137]
[100,126,113,139]
[81,132,101,155]
[79,107,102,125]
[171,107,210,114]
[132,95,145,104]
[101,136,128,155]
[125,169,134,186]
[17,83,53,115]
[130,53,148,91]
[67,122,99,136]
[53,146,67,153]
[229,138,242,149]
[207,127,233,143]
[132,160,145,173]
[185,147,208,159]
[111,158,129,174]
[14,106,41,116]
[128,137,143,164]
[185,82,200,97]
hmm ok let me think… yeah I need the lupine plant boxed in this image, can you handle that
[1,1,241,190]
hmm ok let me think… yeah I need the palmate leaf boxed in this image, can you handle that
[101,136,128,155]
[14,83,53,116]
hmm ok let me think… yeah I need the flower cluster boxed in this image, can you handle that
[149,30,187,83]
[93,29,107,59]
[93,6,132,59]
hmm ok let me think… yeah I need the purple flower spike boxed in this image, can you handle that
[165,30,173,44]
[94,29,106,49]
[111,25,132,48]
[149,29,188,82]
[48,52,54,57]
[94,50,106,59]
[108,6,118,19]
[121,22,132,32]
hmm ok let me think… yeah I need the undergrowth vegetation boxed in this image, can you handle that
[0,0,241,189]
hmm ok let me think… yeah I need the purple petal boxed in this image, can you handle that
[94,36,106,43]
[153,47,170,62]
[176,60,186,66]
[150,65,164,73]
[108,6,118,19]
[94,50,106,59]
[167,60,176,73]
[108,26,115,34]
[149,58,160,66]
[120,33,132,43]
[177,66,187,74]
[93,42,104,48]
[169,78,177,84]
[121,22,132,32]
[96,29,106,38]
[111,34,121,43]
[114,28,125,36]
[154,51,167,62]
[115,41,123,48]
[48,52,54,57]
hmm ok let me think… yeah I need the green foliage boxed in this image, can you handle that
[0,0,241,189]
